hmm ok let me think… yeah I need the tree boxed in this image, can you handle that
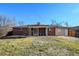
[18,21,24,26]
[64,22,69,27]
[12,16,16,27]
[51,19,69,27]
[0,15,16,37]
[51,19,56,26]
[51,19,63,27]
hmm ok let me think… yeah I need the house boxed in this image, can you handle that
[70,26,79,37]
[10,23,76,37]
[68,28,76,37]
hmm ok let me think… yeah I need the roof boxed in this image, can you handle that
[27,24,49,26]
[49,25,69,29]
[70,26,79,30]
[13,24,49,28]
[13,24,69,29]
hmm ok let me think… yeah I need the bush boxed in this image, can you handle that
[0,15,15,38]
[0,26,12,38]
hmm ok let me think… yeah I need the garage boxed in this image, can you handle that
[68,29,76,37]
[55,27,68,36]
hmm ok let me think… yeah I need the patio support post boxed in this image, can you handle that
[29,27,31,36]
[46,28,48,36]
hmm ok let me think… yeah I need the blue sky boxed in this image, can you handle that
[0,3,79,26]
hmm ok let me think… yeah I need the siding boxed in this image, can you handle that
[68,29,76,37]
[55,28,68,36]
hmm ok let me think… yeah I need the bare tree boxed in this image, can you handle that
[51,19,69,27]
[12,16,16,27]
[51,19,63,27]
[18,21,24,26]
[0,15,16,37]
[64,22,69,27]
[51,19,56,25]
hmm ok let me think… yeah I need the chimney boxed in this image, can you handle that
[37,22,40,25]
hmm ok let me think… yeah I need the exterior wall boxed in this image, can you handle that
[75,30,79,37]
[68,29,76,37]
[12,26,70,36]
[28,25,49,36]
[46,28,48,36]
[31,28,39,36]
[55,28,68,36]
[39,28,46,36]
[48,27,55,36]
[13,27,28,35]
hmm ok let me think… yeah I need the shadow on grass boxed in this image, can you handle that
[0,35,27,39]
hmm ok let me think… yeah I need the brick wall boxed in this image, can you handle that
[68,29,76,37]
[48,27,55,36]
[13,27,29,35]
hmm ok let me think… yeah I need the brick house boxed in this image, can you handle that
[11,24,76,37]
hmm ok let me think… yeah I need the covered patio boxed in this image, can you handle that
[28,25,48,36]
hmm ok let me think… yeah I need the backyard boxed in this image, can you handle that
[0,36,79,56]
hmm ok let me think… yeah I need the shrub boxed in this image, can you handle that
[0,26,12,38]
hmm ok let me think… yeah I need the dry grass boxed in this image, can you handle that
[0,36,79,56]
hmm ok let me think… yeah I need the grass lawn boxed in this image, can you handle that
[0,36,79,56]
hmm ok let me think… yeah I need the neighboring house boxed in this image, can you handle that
[70,26,79,37]
[10,24,76,37]
[68,28,76,37]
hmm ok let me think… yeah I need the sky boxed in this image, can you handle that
[0,3,79,26]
